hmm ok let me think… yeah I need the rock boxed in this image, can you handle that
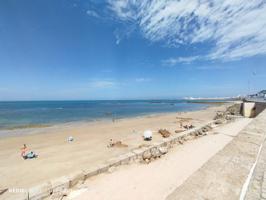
[50,192,68,200]
[214,111,226,120]
[0,188,8,195]
[108,166,116,173]
[226,115,233,120]
[213,104,241,121]
[178,140,184,144]
[186,135,194,140]
[215,119,225,124]
[158,129,171,138]
[142,150,152,160]
[202,127,210,132]
[197,130,202,135]
[158,147,168,155]
[144,159,150,164]
[150,148,160,158]
[226,104,241,115]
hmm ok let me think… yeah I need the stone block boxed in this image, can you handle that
[28,181,52,200]
[97,163,109,174]
[82,166,99,180]
[125,152,137,160]
[119,155,130,165]
[67,170,85,187]
[107,157,122,167]
[132,149,145,158]
[50,176,70,195]
[0,191,28,200]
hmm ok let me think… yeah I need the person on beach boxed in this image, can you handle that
[20,144,37,159]
[107,139,113,148]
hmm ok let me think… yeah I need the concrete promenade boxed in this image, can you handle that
[167,107,266,200]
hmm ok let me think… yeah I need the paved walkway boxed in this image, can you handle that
[245,113,266,199]
[167,109,266,200]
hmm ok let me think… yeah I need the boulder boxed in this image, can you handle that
[214,111,225,120]
[215,119,225,124]
[144,159,150,164]
[178,140,184,144]
[142,150,152,160]
[226,104,241,115]
[198,130,204,135]
[150,148,160,158]
[158,147,168,155]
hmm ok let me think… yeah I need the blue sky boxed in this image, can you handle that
[0,0,266,100]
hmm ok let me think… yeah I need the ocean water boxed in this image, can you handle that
[0,100,208,130]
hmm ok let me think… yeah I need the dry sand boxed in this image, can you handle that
[0,104,227,190]
[68,117,252,200]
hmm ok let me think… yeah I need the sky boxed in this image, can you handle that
[0,0,266,100]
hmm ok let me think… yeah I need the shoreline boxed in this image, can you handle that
[0,102,222,139]
[0,103,230,191]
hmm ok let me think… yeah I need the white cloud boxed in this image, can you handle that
[163,56,200,66]
[86,9,100,18]
[108,0,266,62]
[135,78,151,82]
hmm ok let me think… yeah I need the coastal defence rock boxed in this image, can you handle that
[214,104,242,123]
[158,147,168,155]
[150,148,160,158]
[158,129,171,138]
[214,111,226,120]
[141,146,168,163]
[226,103,242,115]
[215,119,226,125]
[142,150,152,160]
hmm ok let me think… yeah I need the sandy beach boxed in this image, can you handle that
[68,117,252,200]
[0,104,227,190]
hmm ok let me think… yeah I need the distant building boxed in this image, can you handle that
[248,90,266,99]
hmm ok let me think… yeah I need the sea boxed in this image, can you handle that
[0,100,209,130]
